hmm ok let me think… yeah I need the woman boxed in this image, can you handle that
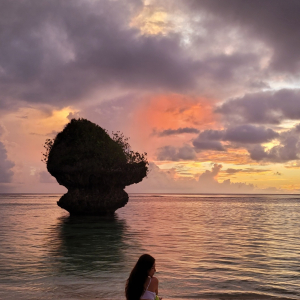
[125,254,162,300]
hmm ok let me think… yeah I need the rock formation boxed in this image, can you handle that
[46,118,148,216]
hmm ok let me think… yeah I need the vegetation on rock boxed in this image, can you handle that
[42,118,148,215]
[43,118,148,172]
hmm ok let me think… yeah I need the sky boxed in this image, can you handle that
[1,0,300,194]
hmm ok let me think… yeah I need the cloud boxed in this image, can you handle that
[0,125,4,136]
[248,124,300,162]
[190,0,300,73]
[154,127,200,136]
[192,130,225,151]
[126,162,180,193]
[224,168,270,174]
[0,0,202,108]
[284,161,300,169]
[2,0,300,193]
[193,139,225,152]
[223,125,279,144]
[0,0,281,114]
[38,171,56,183]
[156,145,196,161]
[0,141,15,183]
[192,125,278,151]
[198,163,222,182]
[127,162,257,193]
[216,89,300,124]
[197,164,255,193]
[191,123,300,164]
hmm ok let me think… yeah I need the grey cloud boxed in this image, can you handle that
[192,125,278,151]
[203,53,260,83]
[0,141,14,183]
[193,129,225,151]
[197,130,224,141]
[223,125,279,144]
[248,124,300,162]
[190,0,300,73]
[216,89,300,124]
[0,0,276,112]
[193,139,225,152]
[249,138,299,162]
[0,0,200,107]
[248,144,269,162]
[156,145,196,161]
[154,127,199,136]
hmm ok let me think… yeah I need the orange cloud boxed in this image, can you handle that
[139,93,218,130]
[196,148,254,165]
[129,93,219,160]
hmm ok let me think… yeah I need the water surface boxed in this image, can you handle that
[0,194,299,300]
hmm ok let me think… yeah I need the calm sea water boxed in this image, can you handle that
[0,194,299,300]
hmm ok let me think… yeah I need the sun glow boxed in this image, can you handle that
[130,5,168,35]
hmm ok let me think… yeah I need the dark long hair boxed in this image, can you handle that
[125,254,155,300]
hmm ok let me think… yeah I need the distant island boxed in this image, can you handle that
[43,118,148,216]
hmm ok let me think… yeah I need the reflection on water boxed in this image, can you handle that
[46,215,129,274]
[0,194,300,300]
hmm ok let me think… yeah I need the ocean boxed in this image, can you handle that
[0,193,299,300]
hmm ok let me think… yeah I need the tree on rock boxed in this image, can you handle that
[44,118,148,216]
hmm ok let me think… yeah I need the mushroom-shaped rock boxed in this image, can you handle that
[46,118,148,216]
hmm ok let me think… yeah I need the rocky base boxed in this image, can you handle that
[57,188,129,216]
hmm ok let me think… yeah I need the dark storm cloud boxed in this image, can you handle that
[216,89,300,124]
[154,127,200,137]
[192,125,278,151]
[190,0,300,73]
[156,145,196,161]
[0,0,202,108]
[0,141,15,183]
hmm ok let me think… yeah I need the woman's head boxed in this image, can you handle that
[135,254,155,276]
[125,254,155,300]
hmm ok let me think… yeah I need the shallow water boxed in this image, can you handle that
[0,194,299,300]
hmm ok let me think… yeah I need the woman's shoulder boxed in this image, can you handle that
[151,276,159,284]
[147,276,159,292]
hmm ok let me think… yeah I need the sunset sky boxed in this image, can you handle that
[1,0,300,193]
